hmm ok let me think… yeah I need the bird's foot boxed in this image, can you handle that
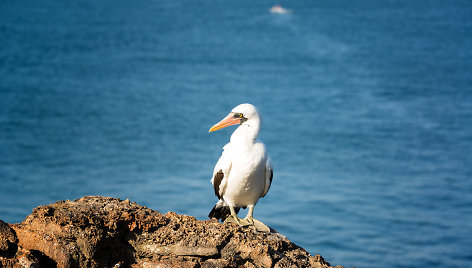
[241,217,270,233]
[224,215,270,232]
[253,218,270,232]
[224,215,246,226]
[240,216,255,226]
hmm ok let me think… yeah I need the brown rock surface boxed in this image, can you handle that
[0,196,343,268]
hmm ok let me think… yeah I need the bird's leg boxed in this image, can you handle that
[224,206,245,226]
[241,205,255,226]
[241,205,270,232]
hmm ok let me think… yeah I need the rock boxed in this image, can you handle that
[0,196,343,268]
[0,220,18,258]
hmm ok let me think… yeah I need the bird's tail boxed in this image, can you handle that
[208,200,240,222]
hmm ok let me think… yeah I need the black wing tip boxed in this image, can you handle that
[208,204,240,222]
[208,205,230,222]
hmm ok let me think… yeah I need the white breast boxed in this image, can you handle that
[222,142,267,207]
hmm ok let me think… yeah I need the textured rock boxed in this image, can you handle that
[0,196,343,268]
[0,220,18,258]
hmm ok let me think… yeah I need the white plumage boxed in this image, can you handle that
[208,104,273,230]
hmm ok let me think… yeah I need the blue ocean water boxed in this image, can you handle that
[1,0,471,266]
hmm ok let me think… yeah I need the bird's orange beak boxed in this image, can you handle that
[209,113,240,132]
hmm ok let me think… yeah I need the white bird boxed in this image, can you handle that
[208,103,273,232]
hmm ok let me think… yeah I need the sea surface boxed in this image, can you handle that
[1,0,471,267]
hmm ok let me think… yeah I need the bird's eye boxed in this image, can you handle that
[239,114,243,118]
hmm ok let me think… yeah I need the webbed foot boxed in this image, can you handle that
[240,216,255,226]
[240,217,270,232]
[224,214,247,226]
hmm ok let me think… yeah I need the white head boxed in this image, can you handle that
[209,103,261,142]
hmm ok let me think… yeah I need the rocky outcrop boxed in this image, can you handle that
[0,196,342,268]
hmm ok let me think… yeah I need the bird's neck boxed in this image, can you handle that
[230,119,261,146]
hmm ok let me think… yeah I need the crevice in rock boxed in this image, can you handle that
[215,232,234,254]
[1,240,18,259]
[30,250,57,268]
[93,237,136,267]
